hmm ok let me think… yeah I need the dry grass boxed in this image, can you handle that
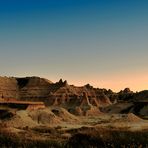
[0,125,148,148]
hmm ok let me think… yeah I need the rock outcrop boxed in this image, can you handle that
[0,77,18,99]
[0,76,113,116]
[17,77,53,101]
[1,76,147,117]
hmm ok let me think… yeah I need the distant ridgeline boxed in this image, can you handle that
[0,76,147,116]
[0,77,109,105]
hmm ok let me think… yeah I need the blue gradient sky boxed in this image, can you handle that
[0,0,148,91]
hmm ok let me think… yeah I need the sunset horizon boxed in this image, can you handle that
[0,74,147,92]
[0,0,147,92]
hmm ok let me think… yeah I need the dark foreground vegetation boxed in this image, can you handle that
[0,126,148,148]
[66,128,148,148]
[0,132,65,148]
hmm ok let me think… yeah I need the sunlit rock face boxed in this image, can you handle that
[0,77,18,99]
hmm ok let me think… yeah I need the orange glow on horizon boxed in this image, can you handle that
[59,72,148,92]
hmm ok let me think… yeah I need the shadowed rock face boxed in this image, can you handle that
[133,90,148,101]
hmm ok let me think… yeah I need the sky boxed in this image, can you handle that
[0,0,147,92]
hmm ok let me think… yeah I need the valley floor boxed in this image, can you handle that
[0,109,148,148]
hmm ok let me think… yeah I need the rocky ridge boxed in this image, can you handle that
[0,76,147,117]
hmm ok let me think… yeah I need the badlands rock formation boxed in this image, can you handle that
[0,76,18,99]
[0,77,111,116]
[0,76,147,117]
